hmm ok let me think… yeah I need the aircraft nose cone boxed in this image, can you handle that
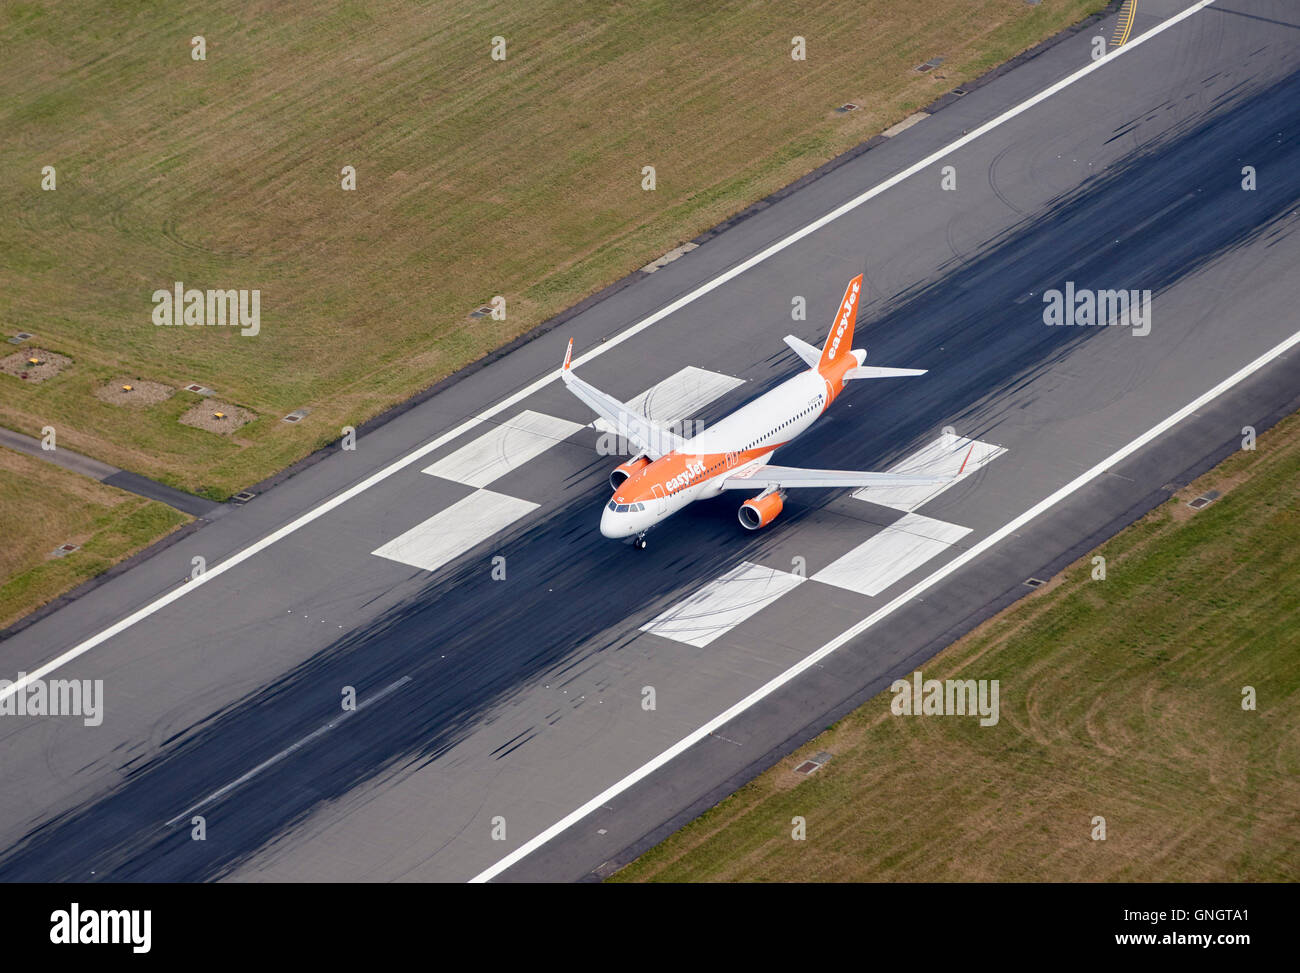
[600,504,618,538]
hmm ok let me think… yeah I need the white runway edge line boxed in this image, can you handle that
[0,3,1215,701]
[474,325,1300,881]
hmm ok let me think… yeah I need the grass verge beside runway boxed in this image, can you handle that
[1,0,1107,499]
[613,413,1300,882]
[0,448,190,631]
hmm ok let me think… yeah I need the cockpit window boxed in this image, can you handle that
[608,500,618,511]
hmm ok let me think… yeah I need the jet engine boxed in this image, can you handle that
[610,454,651,490]
[738,491,784,530]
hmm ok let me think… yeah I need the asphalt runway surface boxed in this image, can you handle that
[1,0,1298,881]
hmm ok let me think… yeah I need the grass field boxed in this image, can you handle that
[613,414,1300,882]
[1,0,1108,500]
[0,447,190,630]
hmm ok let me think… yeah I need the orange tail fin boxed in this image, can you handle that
[818,274,863,376]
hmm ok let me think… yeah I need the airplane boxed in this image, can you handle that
[561,273,952,548]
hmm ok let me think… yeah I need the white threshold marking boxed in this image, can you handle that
[640,561,805,648]
[422,410,584,488]
[0,0,1218,759]
[592,365,745,435]
[373,490,539,572]
[854,434,1007,512]
[475,322,1295,882]
[165,676,411,827]
[813,512,972,597]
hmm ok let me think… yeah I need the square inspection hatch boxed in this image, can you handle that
[231,491,256,504]
[835,103,859,114]
[185,383,215,396]
[468,306,493,319]
[8,332,33,344]
[50,543,80,557]
[282,408,310,424]
[794,751,833,775]
[1187,490,1221,510]
[916,57,944,73]
[1024,577,1047,588]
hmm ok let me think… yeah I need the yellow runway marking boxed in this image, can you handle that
[1112,0,1138,47]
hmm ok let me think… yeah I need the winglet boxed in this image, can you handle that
[562,338,574,372]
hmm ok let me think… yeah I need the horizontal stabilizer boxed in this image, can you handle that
[843,365,928,379]
[783,334,822,369]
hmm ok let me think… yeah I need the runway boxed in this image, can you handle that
[1,0,1298,882]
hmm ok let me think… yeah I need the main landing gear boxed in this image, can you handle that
[633,533,648,550]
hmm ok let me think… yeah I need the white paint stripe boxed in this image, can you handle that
[813,513,972,597]
[422,410,584,488]
[373,490,539,572]
[474,300,1296,883]
[165,676,411,827]
[593,365,745,436]
[0,0,1217,711]
[640,561,805,648]
[855,434,1007,512]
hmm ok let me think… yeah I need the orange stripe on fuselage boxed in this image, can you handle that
[612,442,786,505]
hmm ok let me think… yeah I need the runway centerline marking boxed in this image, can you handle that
[0,0,1219,787]
[164,676,411,827]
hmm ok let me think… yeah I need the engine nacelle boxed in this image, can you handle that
[610,454,651,490]
[738,491,784,530]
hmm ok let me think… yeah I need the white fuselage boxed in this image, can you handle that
[600,359,859,538]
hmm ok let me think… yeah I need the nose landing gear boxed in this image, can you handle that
[633,533,648,550]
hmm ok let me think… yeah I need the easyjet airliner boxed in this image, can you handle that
[562,274,950,548]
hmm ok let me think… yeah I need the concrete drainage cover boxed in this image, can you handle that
[8,332,33,344]
[185,383,215,396]
[50,543,80,558]
[1187,490,1221,510]
[794,751,833,775]
[282,408,310,424]
[232,491,256,504]
[1024,577,1046,588]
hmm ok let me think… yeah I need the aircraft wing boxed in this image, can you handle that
[720,463,951,490]
[560,339,686,459]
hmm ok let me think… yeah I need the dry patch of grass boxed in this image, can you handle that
[0,348,72,383]
[613,413,1300,883]
[178,400,256,436]
[0,446,189,630]
[93,377,174,407]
